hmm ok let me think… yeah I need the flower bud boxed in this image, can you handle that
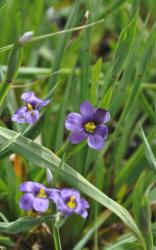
[18,31,34,45]
[46,168,53,184]
[46,7,56,22]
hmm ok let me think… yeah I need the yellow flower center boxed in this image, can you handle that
[66,196,76,209]
[27,103,33,111]
[84,122,96,133]
[37,188,47,198]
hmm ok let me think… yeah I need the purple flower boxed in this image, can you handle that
[19,181,58,213]
[12,92,49,124]
[53,188,89,218]
[65,101,110,150]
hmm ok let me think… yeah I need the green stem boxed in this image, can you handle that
[56,140,69,157]
[0,19,104,54]
[94,162,99,250]
[94,201,98,250]
[66,140,87,160]
[30,19,104,43]
[52,224,62,250]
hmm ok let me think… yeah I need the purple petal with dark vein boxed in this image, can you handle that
[87,134,105,150]
[29,97,49,110]
[19,181,43,194]
[33,197,49,212]
[19,193,34,211]
[37,99,50,109]
[11,113,26,123]
[80,101,94,120]
[94,108,110,123]
[95,125,108,139]
[21,92,35,102]
[68,130,86,144]
[25,110,39,124]
[65,112,83,131]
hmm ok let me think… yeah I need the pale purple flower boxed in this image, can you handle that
[65,101,110,150]
[19,181,58,213]
[11,92,49,124]
[53,188,89,218]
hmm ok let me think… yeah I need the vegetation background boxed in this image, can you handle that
[0,0,156,249]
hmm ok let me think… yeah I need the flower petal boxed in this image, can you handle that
[11,113,26,123]
[65,112,83,131]
[87,134,105,150]
[81,198,90,209]
[11,107,27,123]
[33,197,49,212]
[80,101,94,120]
[55,198,70,214]
[19,181,43,194]
[75,200,89,218]
[94,108,110,123]
[95,125,108,139]
[19,193,34,211]
[25,110,39,124]
[68,130,86,144]
[46,188,60,202]
[78,209,88,218]
[60,188,80,200]
[29,97,50,110]
[15,106,27,114]
[21,92,35,102]
[74,198,89,218]
[37,99,50,109]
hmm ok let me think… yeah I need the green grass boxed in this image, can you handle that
[0,0,156,249]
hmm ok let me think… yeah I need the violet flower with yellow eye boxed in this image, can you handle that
[53,188,89,218]
[12,92,49,124]
[19,181,58,213]
[65,101,110,150]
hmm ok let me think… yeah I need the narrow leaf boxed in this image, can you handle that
[141,126,156,176]
[0,215,55,234]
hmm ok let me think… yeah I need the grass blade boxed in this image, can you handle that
[141,126,156,176]
[0,215,55,234]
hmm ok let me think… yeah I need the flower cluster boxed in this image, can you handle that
[65,101,110,150]
[14,94,110,219]
[19,181,89,219]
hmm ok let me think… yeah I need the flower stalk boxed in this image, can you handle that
[52,223,62,250]
[0,19,105,55]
